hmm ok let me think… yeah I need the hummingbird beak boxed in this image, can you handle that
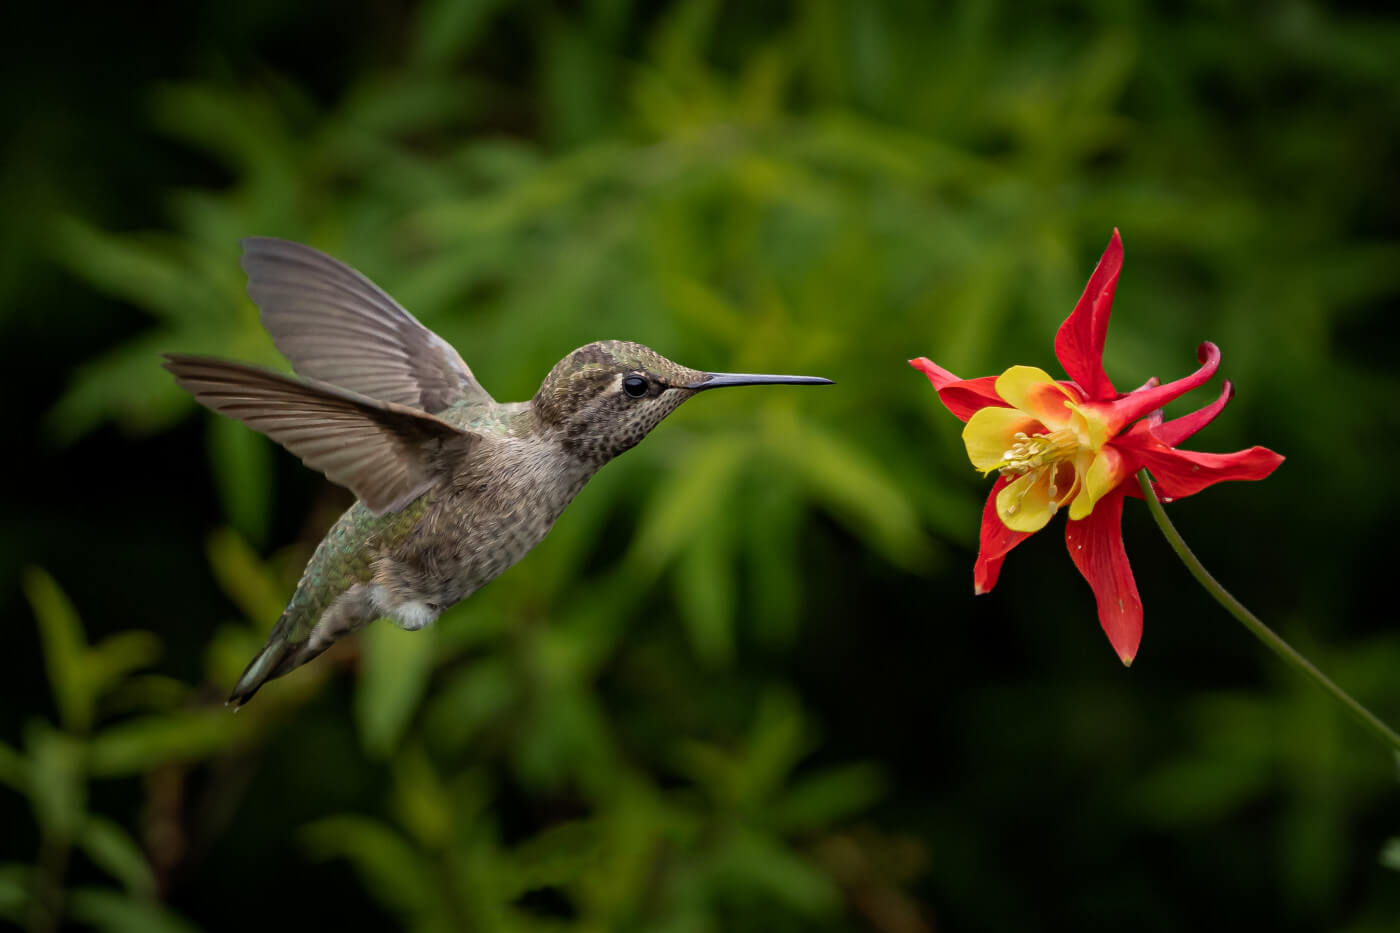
[686,372,834,391]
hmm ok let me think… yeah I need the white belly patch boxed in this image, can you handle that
[370,585,440,631]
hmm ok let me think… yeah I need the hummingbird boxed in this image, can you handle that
[164,238,832,705]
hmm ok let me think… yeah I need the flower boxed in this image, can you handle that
[909,230,1283,664]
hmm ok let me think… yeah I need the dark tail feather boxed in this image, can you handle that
[228,612,339,706]
[227,636,291,707]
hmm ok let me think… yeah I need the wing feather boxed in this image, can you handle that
[163,354,477,514]
[241,237,491,412]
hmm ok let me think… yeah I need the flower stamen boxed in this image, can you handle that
[996,428,1079,479]
[992,429,1082,521]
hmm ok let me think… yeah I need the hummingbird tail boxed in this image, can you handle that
[228,585,376,705]
[227,622,293,707]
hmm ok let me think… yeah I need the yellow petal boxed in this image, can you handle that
[1069,447,1126,520]
[1067,401,1112,452]
[963,406,1041,472]
[995,469,1059,533]
[994,366,1079,429]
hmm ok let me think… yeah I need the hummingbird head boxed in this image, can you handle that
[534,340,832,465]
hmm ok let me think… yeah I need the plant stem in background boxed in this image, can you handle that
[29,827,69,933]
[1137,469,1400,752]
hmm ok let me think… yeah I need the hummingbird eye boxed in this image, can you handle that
[621,375,649,399]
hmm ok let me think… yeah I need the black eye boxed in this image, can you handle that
[622,375,648,398]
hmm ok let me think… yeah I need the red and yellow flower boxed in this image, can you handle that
[910,230,1283,664]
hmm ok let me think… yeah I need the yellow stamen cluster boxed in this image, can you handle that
[997,428,1078,478]
[995,428,1079,516]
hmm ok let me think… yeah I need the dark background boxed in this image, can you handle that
[3,1,1399,930]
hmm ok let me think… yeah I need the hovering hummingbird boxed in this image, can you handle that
[164,239,832,705]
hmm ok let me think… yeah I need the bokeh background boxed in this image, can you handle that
[3,1,1399,930]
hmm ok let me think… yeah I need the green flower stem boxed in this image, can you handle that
[1136,469,1400,752]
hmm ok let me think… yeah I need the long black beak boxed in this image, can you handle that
[687,372,834,391]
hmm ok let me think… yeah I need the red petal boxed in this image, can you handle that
[1064,488,1142,664]
[1130,376,1161,406]
[974,476,1035,593]
[1152,380,1234,447]
[1054,230,1122,402]
[1129,440,1284,500]
[908,356,962,389]
[1091,342,1222,436]
[909,358,1007,422]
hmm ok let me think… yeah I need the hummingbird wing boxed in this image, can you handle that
[241,237,493,412]
[163,354,478,515]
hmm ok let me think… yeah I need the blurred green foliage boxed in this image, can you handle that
[4,569,239,931]
[4,0,1400,930]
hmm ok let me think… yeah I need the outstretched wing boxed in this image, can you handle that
[241,237,492,412]
[164,354,479,514]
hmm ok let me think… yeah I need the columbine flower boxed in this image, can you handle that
[909,230,1283,664]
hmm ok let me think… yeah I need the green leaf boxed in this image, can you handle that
[102,675,191,717]
[671,739,737,804]
[47,218,213,327]
[737,690,807,807]
[67,887,201,933]
[503,820,602,897]
[540,14,613,147]
[424,659,516,752]
[0,740,26,793]
[205,529,288,627]
[302,816,434,919]
[514,682,615,793]
[78,816,158,897]
[23,567,91,732]
[1129,694,1277,825]
[743,484,802,648]
[356,624,437,759]
[627,436,746,574]
[148,84,296,185]
[767,763,886,834]
[88,710,244,777]
[165,190,250,258]
[715,828,839,916]
[770,413,935,571]
[86,631,163,704]
[45,330,196,444]
[411,0,510,69]
[338,75,483,140]
[25,722,86,843]
[17,597,164,731]
[674,525,735,669]
[664,278,747,344]
[0,863,30,922]
[1380,838,1400,872]
[206,417,274,548]
[389,747,455,850]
